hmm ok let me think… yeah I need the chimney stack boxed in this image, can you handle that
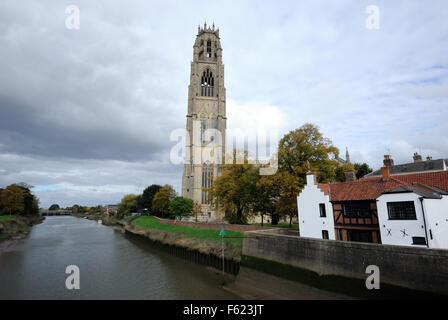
[306,171,317,185]
[426,156,432,161]
[413,152,422,162]
[344,169,356,182]
[383,155,394,167]
[381,166,390,180]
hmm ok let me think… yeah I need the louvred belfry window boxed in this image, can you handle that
[200,69,214,97]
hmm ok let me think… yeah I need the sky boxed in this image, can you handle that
[0,0,447,208]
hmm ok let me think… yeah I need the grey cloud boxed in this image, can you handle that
[0,0,447,207]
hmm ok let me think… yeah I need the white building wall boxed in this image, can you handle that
[424,196,448,249]
[377,193,428,247]
[297,174,335,240]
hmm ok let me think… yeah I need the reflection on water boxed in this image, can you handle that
[0,216,239,300]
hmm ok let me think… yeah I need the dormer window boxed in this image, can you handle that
[200,69,214,97]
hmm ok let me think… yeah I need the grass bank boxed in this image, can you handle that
[133,216,244,248]
[251,222,298,230]
[0,215,18,221]
[0,214,44,242]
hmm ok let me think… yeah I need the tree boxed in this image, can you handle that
[49,204,60,211]
[116,194,138,219]
[169,197,194,220]
[152,185,177,218]
[0,184,39,216]
[252,175,278,226]
[138,184,162,212]
[19,185,39,216]
[209,154,259,224]
[192,201,203,222]
[0,185,25,215]
[278,123,339,184]
[90,205,103,214]
[354,163,373,179]
[272,171,301,227]
[72,204,80,214]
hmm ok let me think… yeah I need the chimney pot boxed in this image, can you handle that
[383,154,394,167]
[344,169,356,182]
[426,156,432,161]
[413,152,422,162]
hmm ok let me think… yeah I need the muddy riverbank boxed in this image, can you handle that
[0,215,44,256]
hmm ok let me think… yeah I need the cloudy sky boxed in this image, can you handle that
[0,0,447,208]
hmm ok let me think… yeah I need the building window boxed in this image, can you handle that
[319,203,326,217]
[342,202,371,218]
[347,230,372,243]
[387,201,416,220]
[200,69,214,96]
[412,237,427,245]
[322,230,329,239]
[201,164,214,204]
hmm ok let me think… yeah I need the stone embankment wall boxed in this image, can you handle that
[242,229,448,298]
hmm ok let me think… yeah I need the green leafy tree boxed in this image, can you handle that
[0,184,39,216]
[272,171,301,227]
[138,184,162,212]
[252,175,278,226]
[71,204,80,214]
[116,194,138,219]
[169,197,194,220]
[209,152,259,224]
[17,184,39,216]
[278,123,339,184]
[49,204,60,211]
[0,185,25,215]
[152,185,177,218]
[90,205,103,214]
[354,162,373,179]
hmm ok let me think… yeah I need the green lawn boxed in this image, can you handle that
[133,216,244,247]
[0,215,18,221]
[251,222,299,230]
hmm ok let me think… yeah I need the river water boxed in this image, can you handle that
[0,216,239,299]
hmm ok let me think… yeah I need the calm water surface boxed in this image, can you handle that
[0,216,239,299]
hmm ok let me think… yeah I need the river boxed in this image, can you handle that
[0,216,239,299]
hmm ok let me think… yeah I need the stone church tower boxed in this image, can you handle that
[181,23,226,220]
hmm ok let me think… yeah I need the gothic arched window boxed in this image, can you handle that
[201,163,214,204]
[201,69,214,97]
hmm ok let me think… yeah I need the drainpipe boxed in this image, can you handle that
[419,197,430,248]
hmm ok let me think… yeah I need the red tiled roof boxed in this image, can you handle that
[388,171,448,192]
[317,184,329,195]
[327,171,448,201]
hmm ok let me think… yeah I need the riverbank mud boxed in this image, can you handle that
[0,215,44,256]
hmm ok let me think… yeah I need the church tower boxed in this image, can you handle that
[181,23,226,221]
